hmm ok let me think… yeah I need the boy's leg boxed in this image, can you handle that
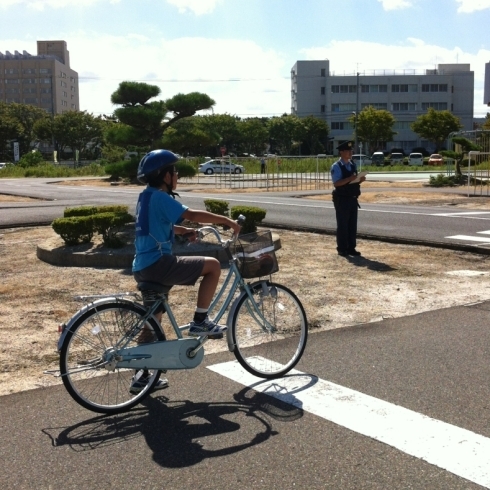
[196,257,221,308]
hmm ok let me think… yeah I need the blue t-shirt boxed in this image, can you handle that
[132,187,188,272]
[331,159,355,184]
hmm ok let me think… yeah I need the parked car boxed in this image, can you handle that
[0,163,7,169]
[390,153,405,165]
[198,160,244,175]
[371,152,386,166]
[408,152,424,166]
[351,154,372,165]
[428,154,444,166]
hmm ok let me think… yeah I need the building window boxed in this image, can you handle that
[332,84,357,93]
[6,88,19,94]
[22,68,37,74]
[61,100,68,106]
[4,68,19,74]
[60,80,67,88]
[393,121,413,130]
[421,102,448,110]
[321,68,326,77]
[41,78,51,84]
[392,102,417,111]
[62,91,68,97]
[332,103,356,112]
[23,87,37,93]
[321,87,325,95]
[5,79,19,84]
[39,68,51,74]
[361,103,387,110]
[40,88,51,94]
[320,104,325,113]
[41,98,52,104]
[24,98,38,104]
[361,84,387,93]
[24,78,37,84]
[421,84,448,92]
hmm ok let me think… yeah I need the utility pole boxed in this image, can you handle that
[355,72,360,152]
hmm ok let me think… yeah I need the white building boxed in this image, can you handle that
[291,60,474,154]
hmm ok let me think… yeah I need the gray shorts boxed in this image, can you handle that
[134,255,205,287]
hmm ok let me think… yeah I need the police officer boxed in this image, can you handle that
[330,140,366,257]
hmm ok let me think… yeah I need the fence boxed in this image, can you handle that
[190,155,335,191]
[449,130,490,197]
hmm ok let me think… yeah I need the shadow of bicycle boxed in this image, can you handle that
[42,379,312,468]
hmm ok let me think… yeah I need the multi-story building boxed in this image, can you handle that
[0,40,79,115]
[291,60,474,154]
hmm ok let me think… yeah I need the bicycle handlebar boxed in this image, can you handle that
[194,214,245,248]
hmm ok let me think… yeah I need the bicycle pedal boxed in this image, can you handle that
[207,333,224,340]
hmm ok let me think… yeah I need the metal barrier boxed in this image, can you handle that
[192,155,334,191]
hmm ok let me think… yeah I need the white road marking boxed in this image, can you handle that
[446,235,490,243]
[208,359,490,488]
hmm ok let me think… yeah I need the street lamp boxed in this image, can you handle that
[352,111,358,154]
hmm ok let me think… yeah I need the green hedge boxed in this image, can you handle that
[53,205,133,247]
[231,205,266,234]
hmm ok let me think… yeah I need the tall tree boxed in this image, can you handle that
[0,102,22,160]
[267,114,303,155]
[237,118,269,155]
[35,111,104,161]
[108,81,215,150]
[411,108,463,151]
[300,115,330,155]
[4,102,49,156]
[349,106,396,154]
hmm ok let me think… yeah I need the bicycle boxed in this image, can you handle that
[54,225,308,414]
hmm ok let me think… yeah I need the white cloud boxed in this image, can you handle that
[166,0,222,15]
[377,0,413,11]
[0,0,120,10]
[55,33,288,117]
[456,0,490,12]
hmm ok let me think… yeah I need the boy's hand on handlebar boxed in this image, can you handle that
[229,220,241,236]
[182,228,198,242]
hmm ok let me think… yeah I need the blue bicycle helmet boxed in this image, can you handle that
[137,149,179,184]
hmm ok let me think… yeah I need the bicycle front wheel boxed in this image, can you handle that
[59,300,165,414]
[231,282,308,378]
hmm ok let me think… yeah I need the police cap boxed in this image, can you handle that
[336,140,354,152]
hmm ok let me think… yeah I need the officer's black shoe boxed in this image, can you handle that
[338,250,348,257]
[348,249,361,256]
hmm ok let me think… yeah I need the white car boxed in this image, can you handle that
[408,152,424,166]
[351,154,372,165]
[199,160,244,175]
[0,162,7,169]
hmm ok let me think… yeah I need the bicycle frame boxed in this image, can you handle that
[57,235,274,372]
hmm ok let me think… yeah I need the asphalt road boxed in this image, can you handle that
[2,177,490,489]
[2,177,490,253]
[2,302,490,489]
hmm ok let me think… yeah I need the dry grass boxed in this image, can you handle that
[2,223,490,396]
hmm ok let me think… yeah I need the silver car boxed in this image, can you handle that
[199,160,244,175]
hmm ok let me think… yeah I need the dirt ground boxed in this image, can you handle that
[2,179,490,396]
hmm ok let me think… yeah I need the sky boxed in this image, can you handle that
[1,0,489,119]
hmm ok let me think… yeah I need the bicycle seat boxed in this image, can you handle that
[137,282,172,295]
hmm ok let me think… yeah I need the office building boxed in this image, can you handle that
[291,60,474,153]
[0,40,79,115]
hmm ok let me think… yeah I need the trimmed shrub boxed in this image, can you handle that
[176,161,197,179]
[230,205,266,234]
[64,205,129,218]
[52,216,94,245]
[92,212,133,248]
[204,199,229,216]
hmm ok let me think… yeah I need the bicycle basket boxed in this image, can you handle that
[233,230,279,279]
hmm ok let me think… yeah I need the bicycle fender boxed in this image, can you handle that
[226,280,270,352]
[57,297,146,352]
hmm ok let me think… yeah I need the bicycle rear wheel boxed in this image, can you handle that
[59,300,165,414]
[231,282,308,378]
